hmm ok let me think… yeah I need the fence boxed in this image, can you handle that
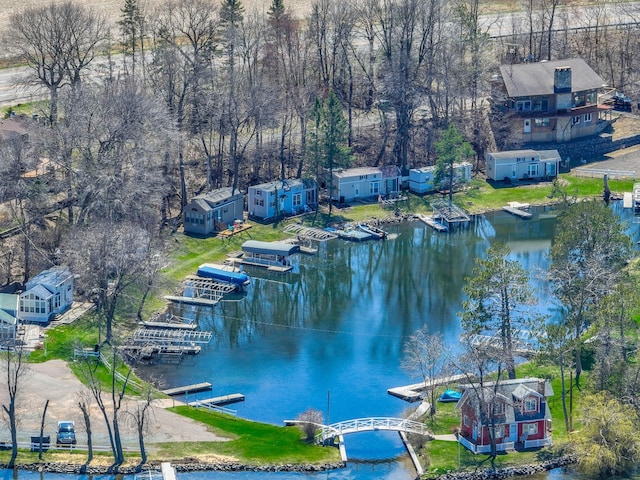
[572,168,637,179]
[75,349,143,392]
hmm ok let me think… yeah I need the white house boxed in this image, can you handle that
[19,267,74,323]
[409,162,472,194]
[329,166,401,203]
[485,149,561,182]
[184,187,244,235]
[248,178,317,221]
[0,293,18,341]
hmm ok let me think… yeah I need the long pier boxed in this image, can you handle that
[162,382,213,396]
[188,393,245,407]
[388,373,473,402]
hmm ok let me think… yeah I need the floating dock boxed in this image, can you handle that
[431,200,470,227]
[189,393,245,407]
[502,202,532,219]
[163,295,219,306]
[142,320,197,330]
[162,382,213,396]
[416,213,448,232]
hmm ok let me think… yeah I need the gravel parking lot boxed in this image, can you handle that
[0,359,228,454]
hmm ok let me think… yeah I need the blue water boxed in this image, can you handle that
[6,203,638,480]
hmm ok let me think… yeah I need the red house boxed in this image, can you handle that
[456,377,553,454]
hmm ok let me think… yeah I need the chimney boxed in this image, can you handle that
[554,67,572,93]
[537,379,546,395]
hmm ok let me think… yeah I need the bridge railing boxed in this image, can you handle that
[316,417,431,443]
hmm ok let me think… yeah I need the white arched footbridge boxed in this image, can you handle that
[315,417,432,444]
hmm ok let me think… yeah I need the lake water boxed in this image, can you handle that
[6,203,639,480]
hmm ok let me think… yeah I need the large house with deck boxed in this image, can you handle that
[456,377,553,454]
[492,58,609,144]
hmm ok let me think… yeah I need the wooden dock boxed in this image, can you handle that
[164,295,219,306]
[231,258,293,272]
[142,320,197,330]
[283,224,338,241]
[431,200,470,226]
[162,382,213,396]
[388,373,473,402]
[416,213,448,232]
[502,202,532,219]
[189,393,245,407]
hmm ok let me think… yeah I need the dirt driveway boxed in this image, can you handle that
[0,359,228,453]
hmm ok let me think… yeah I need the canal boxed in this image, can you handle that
[5,203,638,480]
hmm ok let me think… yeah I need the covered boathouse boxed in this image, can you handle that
[239,240,300,272]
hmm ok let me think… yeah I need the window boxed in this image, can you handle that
[293,193,302,207]
[464,415,469,427]
[573,92,586,107]
[527,164,538,177]
[584,113,592,123]
[532,97,548,112]
[534,118,550,127]
[524,396,538,412]
[254,198,264,207]
[359,175,368,180]
[370,181,380,195]
[572,116,581,125]
[586,91,597,104]
[255,190,262,196]
[493,425,504,438]
[493,402,505,416]
[523,422,538,436]
[516,100,532,111]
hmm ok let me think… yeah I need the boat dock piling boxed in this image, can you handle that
[161,382,213,396]
[502,202,532,219]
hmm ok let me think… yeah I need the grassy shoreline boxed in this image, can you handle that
[12,173,617,474]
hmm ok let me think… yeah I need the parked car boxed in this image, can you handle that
[56,421,76,446]
[611,91,632,110]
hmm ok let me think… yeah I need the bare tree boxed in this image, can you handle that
[77,391,95,468]
[7,2,106,123]
[0,340,29,468]
[401,326,448,419]
[296,408,324,443]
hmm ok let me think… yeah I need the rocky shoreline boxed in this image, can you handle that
[1,453,577,478]
[1,460,347,475]
[428,454,578,480]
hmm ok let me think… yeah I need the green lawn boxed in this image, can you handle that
[159,407,341,465]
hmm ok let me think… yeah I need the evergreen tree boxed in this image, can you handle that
[323,91,351,214]
[460,242,542,379]
[434,124,474,207]
[267,0,285,22]
[118,0,144,77]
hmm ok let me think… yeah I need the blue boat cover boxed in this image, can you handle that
[197,265,250,286]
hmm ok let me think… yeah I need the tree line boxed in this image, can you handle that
[402,193,640,476]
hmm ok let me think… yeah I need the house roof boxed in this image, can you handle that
[249,178,315,192]
[457,377,554,423]
[26,267,73,291]
[488,149,561,162]
[333,167,383,179]
[0,117,30,143]
[191,187,242,209]
[499,58,604,97]
[0,293,18,326]
[23,284,54,300]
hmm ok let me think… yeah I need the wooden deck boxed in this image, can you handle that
[217,223,252,238]
[162,382,213,396]
[416,213,448,232]
[431,200,470,225]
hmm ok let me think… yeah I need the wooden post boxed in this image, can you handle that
[569,370,573,432]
